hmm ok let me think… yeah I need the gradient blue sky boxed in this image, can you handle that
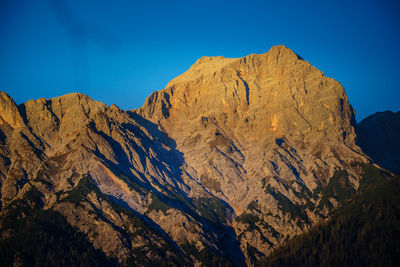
[1,0,399,121]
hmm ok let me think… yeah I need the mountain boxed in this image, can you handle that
[356,110,400,175]
[137,45,371,261]
[0,92,239,265]
[0,45,394,266]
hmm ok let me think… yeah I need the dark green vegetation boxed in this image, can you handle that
[313,169,356,214]
[58,177,192,266]
[193,197,229,225]
[260,166,362,228]
[237,202,281,242]
[146,181,232,227]
[265,184,310,226]
[147,191,174,213]
[0,177,191,267]
[0,175,240,266]
[0,186,115,267]
[146,187,242,265]
[2,162,398,266]
[235,201,282,265]
[257,165,400,267]
[180,242,232,267]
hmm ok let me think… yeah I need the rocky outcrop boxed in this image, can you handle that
[0,92,24,129]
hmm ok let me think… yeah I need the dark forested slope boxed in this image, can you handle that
[257,165,400,267]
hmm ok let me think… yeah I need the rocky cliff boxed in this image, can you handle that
[0,45,386,266]
[137,45,370,262]
[0,91,247,265]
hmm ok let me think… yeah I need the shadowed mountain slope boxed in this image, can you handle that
[357,110,400,175]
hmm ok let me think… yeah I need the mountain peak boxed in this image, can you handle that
[357,110,400,174]
[138,44,363,218]
[0,91,24,129]
[266,44,303,61]
[166,55,239,88]
[165,45,305,89]
[48,92,107,111]
[140,45,354,144]
[268,44,299,55]
[49,92,93,102]
[195,55,228,64]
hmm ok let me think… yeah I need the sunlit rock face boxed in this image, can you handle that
[0,46,375,265]
[138,45,365,211]
[137,45,369,261]
[0,91,242,265]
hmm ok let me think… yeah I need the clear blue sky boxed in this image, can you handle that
[1,0,399,121]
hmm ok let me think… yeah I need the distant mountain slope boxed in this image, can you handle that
[257,165,400,266]
[357,110,400,174]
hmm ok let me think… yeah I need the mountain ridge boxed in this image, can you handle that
[0,45,398,266]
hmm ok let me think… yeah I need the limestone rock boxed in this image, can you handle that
[0,91,242,265]
[0,45,385,266]
[137,45,371,262]
[0,92,24,129]
[137,44,367,210]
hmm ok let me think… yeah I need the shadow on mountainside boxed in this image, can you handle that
[1,90,245,265]
[356,111,400,175]
[125,111,246,265]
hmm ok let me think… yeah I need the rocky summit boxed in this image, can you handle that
[0,45,398,266]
